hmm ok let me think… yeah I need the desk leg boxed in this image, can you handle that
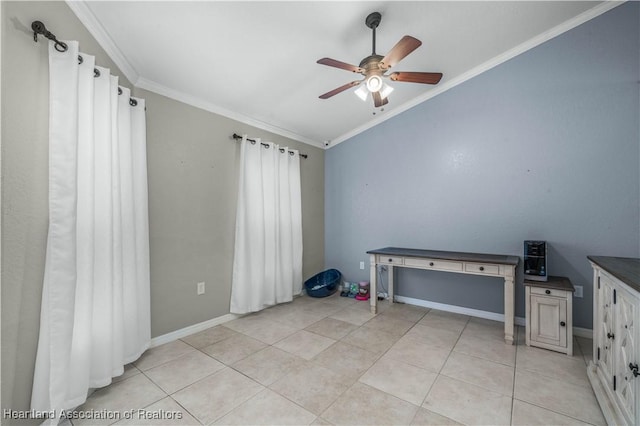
[370,254,377,314]
[504,275,515,345]
[388,265,394,304]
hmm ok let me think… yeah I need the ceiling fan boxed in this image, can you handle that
[317,11,443,108]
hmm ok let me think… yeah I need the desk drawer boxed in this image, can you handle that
[379,256,403,265]
[404,257,463,272]
[530,287,569,298]
[465,263,500,275]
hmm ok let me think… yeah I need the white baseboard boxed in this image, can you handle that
[149,298,594,349]
[573,326,593,339]
[150,313,239,348]
[394,295,592,339]
[394,295,514,322]
[149,296,304,348]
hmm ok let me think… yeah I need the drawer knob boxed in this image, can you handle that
[560,321,566,327]
[479,266,485,271]
[607,332,615,340]
[629,363,639,377]
[429,262,434,266]
[388,258,393,262]
[545,289,551,295]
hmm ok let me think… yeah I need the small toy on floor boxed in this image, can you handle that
[348,282,358,298]
[355,281,370,301]
[340,282,350,297]
[340,281,365,298]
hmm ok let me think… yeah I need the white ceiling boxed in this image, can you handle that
[69,1,619,149]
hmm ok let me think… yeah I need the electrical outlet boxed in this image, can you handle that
[574,285,583,298]
[197,281,205,295]
[359,261,365,270]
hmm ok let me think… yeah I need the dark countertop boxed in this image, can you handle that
[367,247,520,266]
[524,276,575,292]
[588,256,640,293]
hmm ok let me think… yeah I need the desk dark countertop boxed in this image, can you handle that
[524,276,575,292]
[588,256,640,293]
[367,247,520,266]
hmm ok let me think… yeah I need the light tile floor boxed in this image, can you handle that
[73,293,605,425]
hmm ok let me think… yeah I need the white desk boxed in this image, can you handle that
[367,247,520,344]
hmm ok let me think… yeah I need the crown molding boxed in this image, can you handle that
[66,0,140,86]
[67,1,322,149]
[136,77,325,149]
[66,0,623,150]
[328,0,625,148]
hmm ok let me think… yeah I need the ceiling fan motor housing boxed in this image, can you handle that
[359,55,385,76]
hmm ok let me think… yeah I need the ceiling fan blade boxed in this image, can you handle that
[319,81,361,99]
[372,91,389,108]
[317,58,364,73]
[389,71,443,84]
[379,36,422,70]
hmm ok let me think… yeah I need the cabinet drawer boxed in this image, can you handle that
[404,257,463,272]
[464,263,500,275]
[379,256,403,265]
[530,287,569,298]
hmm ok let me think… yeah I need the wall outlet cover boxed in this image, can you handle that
[359,261,365,270]
[574,285,583,298]
[197,281,205,295]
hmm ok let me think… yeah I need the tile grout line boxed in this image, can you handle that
[230,303,364,423]
[449,332,517,368]
[76,296,601,425]
[353,306,453,420]
[510,325,521,426]
[314,302,429,422]
[514,334,602,424]
[417,315,514,424]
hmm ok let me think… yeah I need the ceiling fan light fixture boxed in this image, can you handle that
[365,75,383,92]
[379,82,394,99]
[354,84,369,101]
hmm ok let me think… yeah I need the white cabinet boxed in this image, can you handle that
[588,256,640,426]
[613,284,637,422]
[525,277,573,355]
[597,276,616,381]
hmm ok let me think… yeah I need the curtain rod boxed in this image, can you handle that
[32,20,67,52]
[31,20,141,108]
[232,134,308,159]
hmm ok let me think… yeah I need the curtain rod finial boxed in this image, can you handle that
[31,20,68,52]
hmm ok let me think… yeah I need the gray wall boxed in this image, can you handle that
[2,0,324,417]
[325,2,639,330]
[137,87,325,337]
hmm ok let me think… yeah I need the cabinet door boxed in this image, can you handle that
[614,284,638,424]
[598,276,615,380]
[530,294,567,348]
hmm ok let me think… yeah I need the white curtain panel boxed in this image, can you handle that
[31,40,150,416]
[230,136,303,314]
